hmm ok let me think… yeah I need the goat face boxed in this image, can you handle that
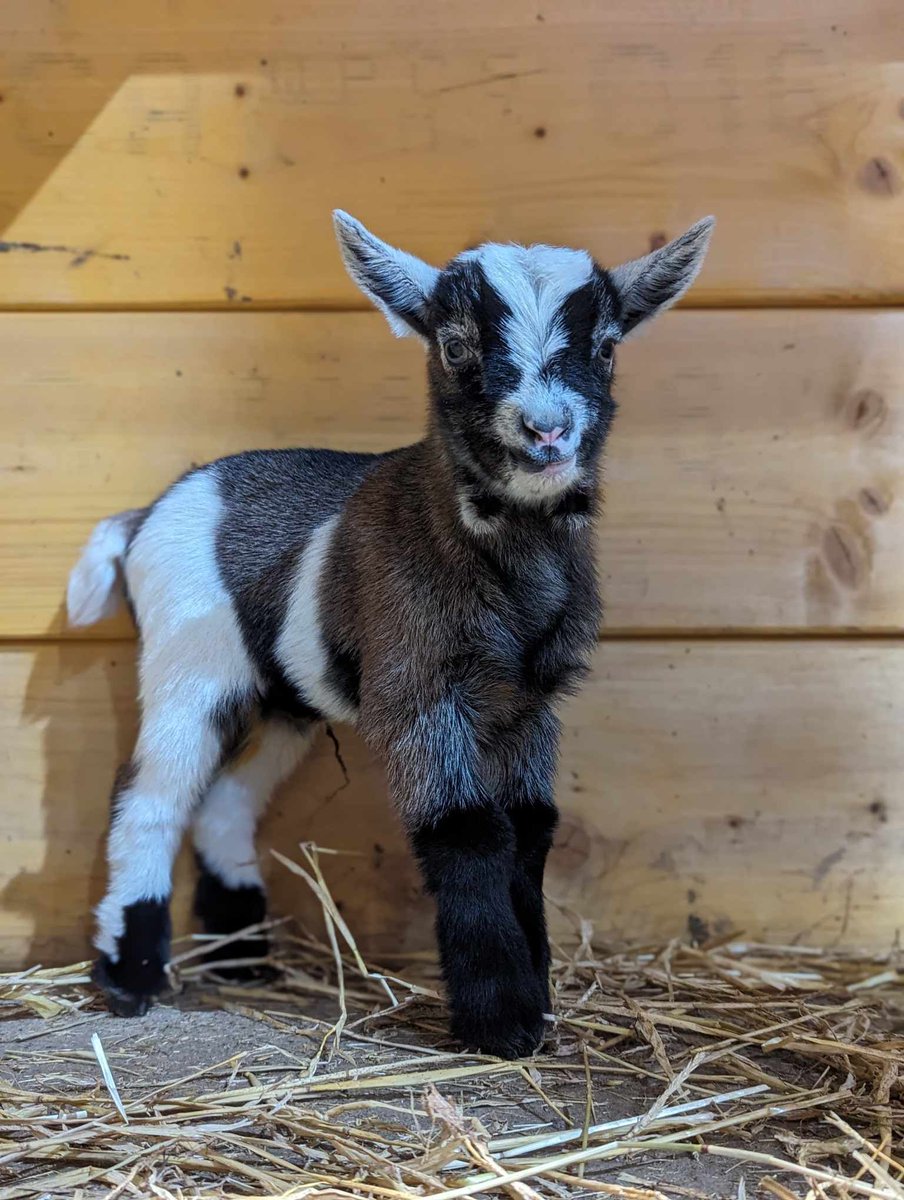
[333,211,714,506]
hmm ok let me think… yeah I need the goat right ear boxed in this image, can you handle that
[333,211,439,340]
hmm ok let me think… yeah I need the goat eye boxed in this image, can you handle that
[442,338,472,366]
[597,338,615,364]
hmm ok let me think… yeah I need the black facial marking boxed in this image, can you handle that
[428,263,527,487]
[424,255,622,502]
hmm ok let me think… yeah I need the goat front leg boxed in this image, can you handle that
[386,699,548,1058]
[488,707,561,1004]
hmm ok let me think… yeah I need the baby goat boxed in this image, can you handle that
[68,211,713,1057]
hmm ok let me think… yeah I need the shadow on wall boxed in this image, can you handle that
[0,609,429,968]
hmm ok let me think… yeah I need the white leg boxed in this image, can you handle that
[93,693,245,1014]
[93,467,260,1013]
[194,718,313,890]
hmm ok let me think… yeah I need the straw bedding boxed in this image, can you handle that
[1,845,901,1199]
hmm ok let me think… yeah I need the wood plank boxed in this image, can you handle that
[1,309,902,636]
[0,1,902,306]
[1,638,899,968]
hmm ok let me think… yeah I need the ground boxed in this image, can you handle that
[0,892,901,1199]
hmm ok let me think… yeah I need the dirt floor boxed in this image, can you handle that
[2,995,772,1199]
[1,870,901,1199]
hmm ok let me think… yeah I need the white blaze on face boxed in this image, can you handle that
[462,243,594,378]
[460,244,596,502]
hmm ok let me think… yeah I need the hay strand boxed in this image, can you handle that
[1,844,901,1198]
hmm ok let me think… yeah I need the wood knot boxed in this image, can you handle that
[822,523,867,589]
[551,817,591,874]
[648,231,668,251]
[846,388,886,434]
[859,485,891,516]
[858,156,901,196]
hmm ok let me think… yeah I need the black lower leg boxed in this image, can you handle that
[508,802,558,995]
[193,855,271,979]
[93,900,171,1017]
[411,804,549,1059]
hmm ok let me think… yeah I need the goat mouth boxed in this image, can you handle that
[509,449,577,477]
[539,455,576,478]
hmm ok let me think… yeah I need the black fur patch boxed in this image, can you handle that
[471,491,505,521]
[93,899,171,1017]
[194,855,271,979]
[325,639,361,710]
[259,675,322,724]
[210,689,256,766]
[508,801,558,989]
[214,449,381,709]
[411,805,548,1058]
[552,488,595,519]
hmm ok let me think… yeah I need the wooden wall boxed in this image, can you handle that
[1,0,903,966]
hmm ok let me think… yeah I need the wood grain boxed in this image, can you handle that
[1,638,897,968]
[0,1,901,306]
[1,309,902,636]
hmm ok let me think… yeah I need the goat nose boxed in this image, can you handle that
[522,416,567,447]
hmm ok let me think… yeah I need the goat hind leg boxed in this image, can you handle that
[94,697,243,1016]
[193,717,314,977]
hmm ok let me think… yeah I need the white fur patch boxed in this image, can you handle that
[276,515,358,725]
[95,470,259,959]
[67,510,142,626]
[457,494,498,537]
[194,722,313,889]
[503,456,583,505]
[462,242,593,376]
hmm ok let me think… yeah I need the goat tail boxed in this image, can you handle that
[67,508,146,627]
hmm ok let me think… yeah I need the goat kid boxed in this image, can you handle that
[68,211,713,1057]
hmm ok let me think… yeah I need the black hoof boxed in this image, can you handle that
[92,954,167,1018]
[194,858,271,982]
[453,1014,548,1059]
[451,978,549,1059]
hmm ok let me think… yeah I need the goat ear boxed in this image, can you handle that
[608,217,715,336]
[333,210,439,340]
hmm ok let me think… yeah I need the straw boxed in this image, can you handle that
[0,843,900,1198]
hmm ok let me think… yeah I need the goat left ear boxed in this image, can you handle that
[333,210,439,340]
[608,217,715,336]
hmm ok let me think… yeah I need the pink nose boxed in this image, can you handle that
[523,418,566,447]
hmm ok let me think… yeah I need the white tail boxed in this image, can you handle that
[67,509,145,627]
